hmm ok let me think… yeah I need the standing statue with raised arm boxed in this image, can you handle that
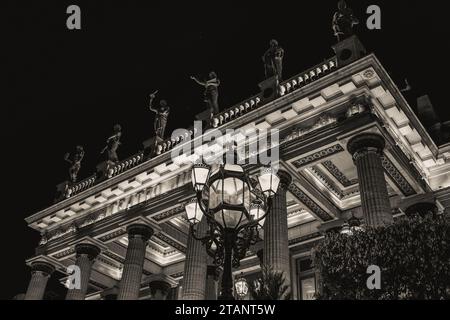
[262,39,284,80]
[64,145,85,183]
[332,0,359,42]
[148,90,170,140]
[101,124,122,164]
[190,71,220,118]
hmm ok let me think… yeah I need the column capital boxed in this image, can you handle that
[75,243,101,261]
[126,224,154,242]
[347,133,385,159]
[30,261,55,277]
[277,170,292,190]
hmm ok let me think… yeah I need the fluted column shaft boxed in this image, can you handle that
[263,170,292,289]
[66,243,101,300]
[25,262,55,300]
[182,217,208,300]
[348,133,393,227]
[117,224,154,300]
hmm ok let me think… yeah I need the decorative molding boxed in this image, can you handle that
[283,114,338,143]
[153,205,186,222]
[287,184,334,221]
[381,156,416,197]
[53,247,76,260]
[154,233,186,254]
[292,144,344,169]
[289,232,323,246]
[96,255,122,269]
[98,228,127,242]
[321,160,357,188]
[103,251,125,264]
[309,166,345,199]
[170,271,184,278]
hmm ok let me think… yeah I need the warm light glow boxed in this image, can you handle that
[184,198,203,225]
[215,209,245,229]
[250,201,266,227]
[340,223,352,235]
[191,163,211,192]
[234,274,249,297]
[257,167,280,197]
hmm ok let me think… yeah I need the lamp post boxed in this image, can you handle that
[185,161,279,300]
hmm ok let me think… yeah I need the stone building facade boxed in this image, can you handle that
[23,36,450,300]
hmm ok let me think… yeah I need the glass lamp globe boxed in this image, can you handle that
[234,274,249,297]
[257,167,280,197]
[209,164,251,229]
[184,198,203,225]
[249,201,266,227]
[191,163,211,192]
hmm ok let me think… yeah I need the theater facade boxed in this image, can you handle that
[23,35,450,300]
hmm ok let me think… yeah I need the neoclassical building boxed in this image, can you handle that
[23,35,450,300]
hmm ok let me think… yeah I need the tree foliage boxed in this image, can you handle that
[248,265,291,300]
[314,214,450,300]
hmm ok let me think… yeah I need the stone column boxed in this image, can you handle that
[24,261,55,300]
[66,243,101,300]
[182,217,208,300]
[117,224,154,300]
[205,266,220,300]
[347,133,393,227]
[263,170,292,289]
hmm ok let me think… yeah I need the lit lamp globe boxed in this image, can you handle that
[184,198,204,225]
[191,163,211,192]
[234,273,249,298]
[249,201,266,228]
[348,215,363,232]
[208,164,252,230]
[257,167,280,198]
[340,222,351,235]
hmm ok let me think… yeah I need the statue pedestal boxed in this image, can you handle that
[332,35,366,67]
[95,161,111,181]
[258,75,279,102]
[195,109,212,129]
[143,136,164,159]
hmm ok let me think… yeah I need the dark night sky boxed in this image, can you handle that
[2,0,449,299]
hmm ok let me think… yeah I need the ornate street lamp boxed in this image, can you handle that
[234,273,249,299]
[185,159,279,300]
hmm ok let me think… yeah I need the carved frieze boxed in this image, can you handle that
[287,184,334,221]
[321,160,357,187]
[292,144,344,169]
